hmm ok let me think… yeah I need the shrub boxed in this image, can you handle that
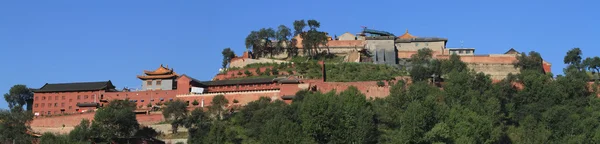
[233,99,239,103]
[244,70,252,76]
[272,68,279,75]
[146,103,152,108]
[377,81,385,87]
[255,68,262,75]
[237,71,243,75]
[192,100,200,106]
[264,68,272,76]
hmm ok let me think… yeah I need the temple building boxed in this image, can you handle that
[137,64,178,90]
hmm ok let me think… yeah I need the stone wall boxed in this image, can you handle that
[30,112,165,128]
[467,63,520,80]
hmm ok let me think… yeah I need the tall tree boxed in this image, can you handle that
[276,25,294,57]
[0,107,34,144]
[208,95,229,120]
[221,48,235,68]
[293,20,306,36]
[90,99,139,142]
[515,51,545,73]
[300,19,328,57]
[564,48,583,69]
[3,84,33,109]
[69,119,92,142]
[163,100,189,134]
[185,108,212,144]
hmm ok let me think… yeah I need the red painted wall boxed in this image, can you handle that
[32,90,105,116]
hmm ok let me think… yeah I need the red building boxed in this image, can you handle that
[31,65,308,116]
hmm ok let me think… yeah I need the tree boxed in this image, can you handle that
[564,48,583,69]
[69,119,91,141]
[221,48,236,68]
[515,51,544,73]
[293,20,306,36]
[3,85,33,109]
[209,95,229,120]
[300,19,328,57]
[185,108,212,144]
[0,107,33,144]
[90,99,139,142]
[163,100,189,134]
[276,25,292,57]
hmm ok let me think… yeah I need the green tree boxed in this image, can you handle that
[90,99,139,142]
[163,100,189,134]
[3,85,33,109]
[69,119,91,142]
[221,48,236,68]
[299,19,328,57]
[0,107,33,144]
[209,95,229,120]
[185,108,212,144]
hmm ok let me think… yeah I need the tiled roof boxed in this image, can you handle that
[143,64,176,75]
[398,29,417,39]
[34,81,115,92]
[394,37,448,43]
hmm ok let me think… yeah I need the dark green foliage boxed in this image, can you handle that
[3,84,33,108]
[40,133,86,144]
[326,63,407,82]
[254,68,262,76]
[271,67,279,75]
[90,99,139,141]
[244,70,252,76]
[236,71,243,75]
[377,81,385,87]
[263,68,271,76]
[192,99,199,106]
[163,100,189,134]
[209,95,229,120]
[0,107,33,143]
[69,119,91,141]
[221,48,235,68]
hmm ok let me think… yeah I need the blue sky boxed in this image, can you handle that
[0,0,598,108]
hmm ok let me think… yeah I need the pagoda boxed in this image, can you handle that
[137,64,179,90]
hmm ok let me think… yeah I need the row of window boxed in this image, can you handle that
[451,50,472,54]
[35,95,96,101]
[146,80,163,85]
[35,108,92,116]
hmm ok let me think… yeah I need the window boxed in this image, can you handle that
[61,103,65,107]
[41,103,45,107]
[69,99,72,102]
[35,104,38,107]
[47,111,51,115]
[42,96,46,100]
[466,50,471,54]
[62,96,65,100]
[77,95,80,100]
[54,103,57,107]
[459,50,463,54]
[147,81,152,86]
[55,96,58,100]
[156,80,162,85]
[69,106,72,109]
[415,43,419,46]
[48,103,51,107]
[35,96,38,100]
[84,95,88,99]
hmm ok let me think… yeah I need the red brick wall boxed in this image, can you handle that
[205,83,279,93]
[31,112,165,127]
[32,90,105,116]
[102,90,177,108]
[177,76,191,95]
[177,91,281,107]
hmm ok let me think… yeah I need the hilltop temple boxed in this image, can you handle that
[29,28,553,130]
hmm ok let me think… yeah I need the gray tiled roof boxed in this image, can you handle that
[34,81,115,92]
[395,37,448,43]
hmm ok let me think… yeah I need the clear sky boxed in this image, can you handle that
[0,0,598,108]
